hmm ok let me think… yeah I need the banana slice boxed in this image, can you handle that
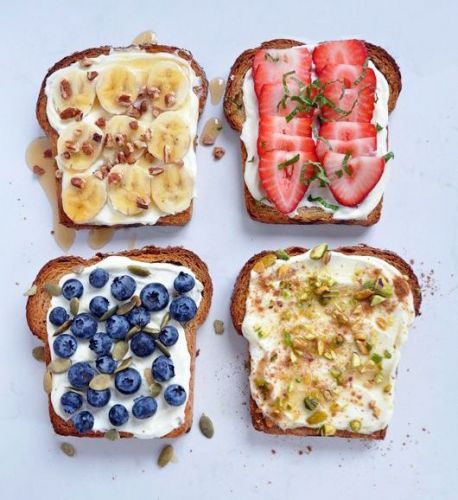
[108,164,151,216]
[96,66,139,114]
[146,60,190,110]
[150,164,193,214]
[104,116,149,164]
[52,68,96,119]
[147,111,190,162]
[57,122,104,171]
[62,174,107,223]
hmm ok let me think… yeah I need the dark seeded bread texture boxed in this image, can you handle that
[224,39,402,226]
[230,245,421,439]
[36,44,208,229]
[26,246,213,439]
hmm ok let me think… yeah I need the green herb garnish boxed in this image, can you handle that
[283,331,293,348]
[383,151,394,163]
[376,123,384,132]
[264,52,279,63]
[383,350,392,359]
[307,195,339,212]
[371,353,383,364]
[278,154,300,170]
[276,249,290,260]
[247,156,255,163]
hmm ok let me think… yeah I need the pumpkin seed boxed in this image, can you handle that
[144,368,154,385]
[127,264,151,277]
[49,358,71,374]
[157,444,174,468]
[310,243,328,260]
[160,312,171,330]
[149,382,162,397]
[60,442,76,457]
[117,296,141,315]
[105,429,120,441]
[155,340,170,357]
[53,319,73,336]
[70,297,80,316]
[125,325,141,342]
[99,305,119,321]
[304,396,319,411]
[306,410,328,425]
[112,341,129,361]
[213,320,224,335]
[44,283,61,296]
[32,346,45,362]
[143,326,159,336]
[349,419,362,432]
[23,284,37,297]
[320,423,336,436]
[43,371,52,394]
[114,357,132,373]
[275,249,290,260]
[199,414,214,438]
[89,374,112,390]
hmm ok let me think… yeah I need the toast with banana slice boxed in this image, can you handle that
[224,39,401,225]
[231,245,421,438]
[26,246,212,438]
[36,44,208,228]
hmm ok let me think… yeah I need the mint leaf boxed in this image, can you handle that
[278,154,300,170]
[307,195,339,211]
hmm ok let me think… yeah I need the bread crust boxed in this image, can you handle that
[223,39,402,226]
[36,44,208,229]
[230,245,421,439]
[26,246,213,439]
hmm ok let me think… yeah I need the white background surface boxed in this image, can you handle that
[2,1,457,498]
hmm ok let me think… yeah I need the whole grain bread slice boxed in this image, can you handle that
[230,245,421,439]
[26,246,213,438]
[223,39,402,226]
[36,43,208,229]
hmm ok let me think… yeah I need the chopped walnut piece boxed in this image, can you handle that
[43,149,53,158]
[32,165,45,176]
[108,172,122,186]
[147,86,160,98]
[144,152,155,163]
[92,132,103,143]
[59,79,72,100]
[164,92,176,107]
[129,120,139,130]
[152,107,161,118]
[212,146,225,160]
[93,170,104,180]
[87,71,98,81]
[118,94,132,105]
[149,166,164,176]
[139,100,148,113]
[104,133,114,149]
[126,155,136,165]
[81,142,94,156]
[59,107,82,120]
[136,197,149,209]
[71,177,85,189]
[95,117,106,128]
[127,106,141,118]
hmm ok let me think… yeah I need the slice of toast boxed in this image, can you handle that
[26,246,213,438]
[224,39,402,226]
[230,245,421,439]
[36,44,208,229]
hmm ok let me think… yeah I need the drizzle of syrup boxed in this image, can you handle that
[209,77,226,105]
[25,137,76,252]
[132,30,157,45]
[88,227,115,250]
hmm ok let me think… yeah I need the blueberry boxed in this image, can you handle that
[169,296,197,322]
[89,268,109,288]
[152,355,175,382]
[68,361,95,389]
[106,314,130,340]
[109,404,129,426]
[164,384,187,406]
[115,367,142,395]
[130,332,156,357]
[132,396,157,419]
[53,334,77,358]
[49,307,69,326]
[159,325,179,347]
[174,272,195,294]
[89,296,109,318]
[62,278,84,300]
[140,283,169,312]
[96,355,117,374]
[70,313,98,339]
[111,275,136,301]
[60,391,83,415]
[87,388,111,407]
[89,332,113,356]
[127,306,151,327]
[72,410,94,433]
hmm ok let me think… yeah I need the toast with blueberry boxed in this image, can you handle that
[230,245,421,438]
[36,43,208,229]
[224,39,401,226]
[26,246,212,438]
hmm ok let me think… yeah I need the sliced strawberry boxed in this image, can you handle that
[320,80,375,122]
[318,64,376,90]
[322,152,384,207]
[258,116,313,137]
[313,40,367,72]
[319,121,376,141]
[253,46,312,96]
[316,137,376,160]
[259,83,312,119]
[258,133,315,154]
[258,150,317,214]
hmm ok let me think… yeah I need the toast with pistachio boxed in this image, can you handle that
[26,246,212,439]
[231,244,420,438]
[36,43,208,229]
[224,39,401,225]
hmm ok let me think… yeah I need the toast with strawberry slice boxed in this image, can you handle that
[224,38,401,226]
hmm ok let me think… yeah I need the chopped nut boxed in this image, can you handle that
[212,146,225,160]
[213,320,224,335]
[354,289,374,300]
[87,71,98,81]
[59,107,82,120]
[164,92,176,107]
[127,105,141,118]
[55,169,63,179]
[320,423,336,436]
[92,132,103,143]
[149,166,164,176]
[136,196,149,209]
[129,120,139,130]
[93,170,104,180]
[108,172,122,185]
[349,419,362,432]
[81,141,94,156]
[118,94,132,105]
[95,116,106,128]
[71,177,85,189]
[32,165,45,176]
[333,310,349,326]
[43,149,53,158]
[59,79,72,100]
[368,400,381,418]
[355,340,369,355]
[351,352,361,368]
[316,339,324,356]
[376,317,388,330]
[310,243,328,260]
